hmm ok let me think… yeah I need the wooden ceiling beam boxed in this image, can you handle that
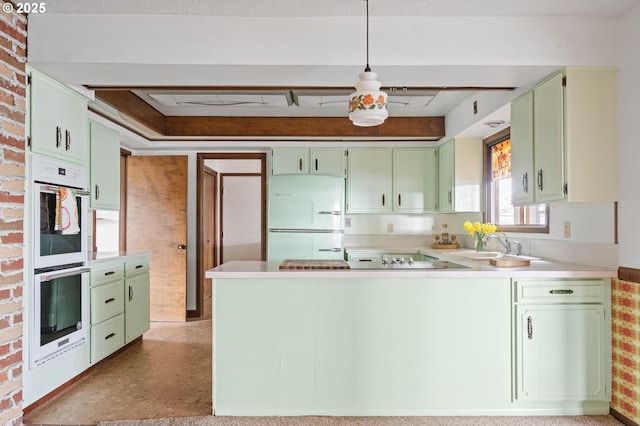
[95,90,166,135]
[164,116,445,139]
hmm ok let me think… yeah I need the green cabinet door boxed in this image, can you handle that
[515,304,607,401]
[28,68,88,165]
[125,272,150,343]
[272,148,309,174]
[438,140,454,212]
[346,148,392,213]
[393,148,437,213]
[510,91,535,205]
[310,148,346,176]
[90,121,121,210]
[533,72,565,202]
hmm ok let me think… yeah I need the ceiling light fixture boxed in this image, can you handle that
[349,0,388,127]
[484,120,505,128]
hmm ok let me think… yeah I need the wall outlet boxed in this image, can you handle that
[345,217,351,228]
[387,223,394,233]
[563,221,571,238]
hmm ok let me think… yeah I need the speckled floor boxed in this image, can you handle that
[23,319,213,425]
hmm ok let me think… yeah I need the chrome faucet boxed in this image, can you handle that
[488,233,521,255]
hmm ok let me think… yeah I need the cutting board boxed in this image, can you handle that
[490,256,531,267]
[279,259,351,270]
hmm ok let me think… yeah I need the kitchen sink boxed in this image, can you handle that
[451,251,504,261]
[348,260,471,270]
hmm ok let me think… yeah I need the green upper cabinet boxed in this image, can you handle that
[89,120,121,210]
[533,72,565,202]
[393,148,437,213]
[510,67,618,204]
[271,148,309,174]
[310,148,346,176]
[272,148,345,176]
[510,91,535,205]
[27,67,89,166]
[347,148,392,213]
[438,138,482,213]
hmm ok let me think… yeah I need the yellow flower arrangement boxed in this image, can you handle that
[463,221,497,252]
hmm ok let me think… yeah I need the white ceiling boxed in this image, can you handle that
[26,0,640,140]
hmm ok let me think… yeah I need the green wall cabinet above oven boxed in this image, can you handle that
[27,67,89,166]
[89,120,120,210]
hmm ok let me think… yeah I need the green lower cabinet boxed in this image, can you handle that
[91,314,125,363]
[513,278,609,403]
[90,262,125,363]
[125,258,151,343]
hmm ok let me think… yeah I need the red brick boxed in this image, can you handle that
[0,351,20,370]
[0,343,9,356]
[0,191,22,203]
[2,149,24,165]
[11,285,21,299]
[0,135,23,150]
[0,273,21,286]
[0,258,23,273]
[0,104,24,122]
[12,312,21,325]
[0,90,14,106]
[11,339,20,351]
[0,220,22,231]
[0,289,10,300]
[0,233,22,244]
[0,318,9,329]
[11,390,21,405]
[0,49,20,73]
[0,397,11,411]
[10,365,21,379]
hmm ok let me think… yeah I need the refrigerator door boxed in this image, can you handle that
[269,175,344,231]
[267,231,344,262]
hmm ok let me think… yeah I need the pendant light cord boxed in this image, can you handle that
[364,0,371,72]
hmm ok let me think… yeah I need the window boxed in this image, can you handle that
[484,129,549,233]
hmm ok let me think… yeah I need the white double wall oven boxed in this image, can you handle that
[29,155,90,368]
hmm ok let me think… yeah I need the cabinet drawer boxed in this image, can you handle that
[91,262,125,286]
[91,313,125,363]
[125,258,150,276]
[91,280,125,325]
[515,279,606,304]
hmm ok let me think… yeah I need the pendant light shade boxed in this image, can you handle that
[349,0,388,127]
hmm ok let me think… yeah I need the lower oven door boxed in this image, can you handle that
[31,266,90,368]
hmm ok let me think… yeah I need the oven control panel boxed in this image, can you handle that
[31,154,88,189]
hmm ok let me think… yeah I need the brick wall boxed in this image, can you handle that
[0,1,26,425]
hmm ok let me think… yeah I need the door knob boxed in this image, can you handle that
[177,244,187,250]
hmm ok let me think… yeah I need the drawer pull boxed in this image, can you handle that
[105,297,116,304]
[549,289,574,295]
[135,265,144,269]
[527,316,533,340]
[358,259,373,262]
[105,333,116,340]
[104,271,116,276]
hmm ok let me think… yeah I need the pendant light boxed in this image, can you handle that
[349,0,388,127]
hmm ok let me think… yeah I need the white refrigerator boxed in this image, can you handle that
[267,175,345,262]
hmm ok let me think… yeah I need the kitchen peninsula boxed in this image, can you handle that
[206,252,614,417]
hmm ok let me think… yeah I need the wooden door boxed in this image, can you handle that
[126,156,187,321]
[200,167,217,317]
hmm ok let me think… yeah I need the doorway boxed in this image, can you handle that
[194,153,267,318]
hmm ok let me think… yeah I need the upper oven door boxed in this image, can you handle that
[33,184,88,269]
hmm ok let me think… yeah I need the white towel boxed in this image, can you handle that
[55,187,80,235]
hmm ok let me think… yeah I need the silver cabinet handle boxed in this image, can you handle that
[95,184,100,200]
[448,191,452,203]
[549,289,574,295]
[527,315,533,340]
[537,169,544,191]
[318,211,342,215]
[128,285,133,301]
[318,248,342,252]
[56,126,62,148]
[65,130,71,151]
[522,172,528,193]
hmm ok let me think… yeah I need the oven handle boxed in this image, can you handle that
[39,184,90,196]
[41,267,90,281]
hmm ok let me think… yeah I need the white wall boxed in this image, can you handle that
[617,3,640,269]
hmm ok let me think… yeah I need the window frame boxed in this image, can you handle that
[483,128,549,234]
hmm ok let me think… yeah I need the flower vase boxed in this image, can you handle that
[475,236,487,252]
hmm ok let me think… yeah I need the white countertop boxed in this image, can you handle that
[207,257,616,280]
